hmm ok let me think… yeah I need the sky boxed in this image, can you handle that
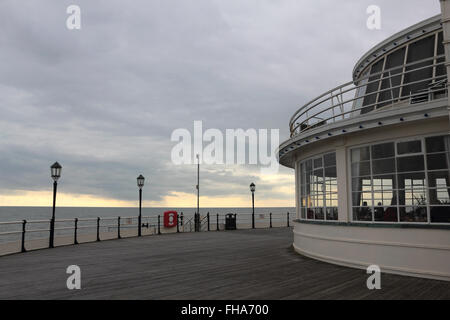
[0,0,441,207]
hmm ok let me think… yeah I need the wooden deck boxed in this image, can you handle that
[0,227,448,299]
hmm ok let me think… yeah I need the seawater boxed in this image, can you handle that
[0,206,294,221]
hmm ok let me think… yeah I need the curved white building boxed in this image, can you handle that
[279,4,450,281]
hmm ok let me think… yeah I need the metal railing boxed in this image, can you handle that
[289,55,448,137]
[0,212,294,256]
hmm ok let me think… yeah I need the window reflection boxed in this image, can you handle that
[300,152,338,221]
[426,135,450,222]
[403,35,435,97]
[378,47,406,108]
[354,31,446,115]
[351,135,450,223]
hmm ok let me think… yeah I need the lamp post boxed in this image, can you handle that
[196,154,200,232]
[250,183,255,229]
[49,162,62,248]
[137,175,145,237]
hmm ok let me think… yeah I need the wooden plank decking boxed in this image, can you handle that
[0,227,448,299]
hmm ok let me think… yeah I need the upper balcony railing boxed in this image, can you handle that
[289,55,448,138]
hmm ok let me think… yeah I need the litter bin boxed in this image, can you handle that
[225,213,236,230]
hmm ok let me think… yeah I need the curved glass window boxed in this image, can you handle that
[436,32,446,78]
[354,31,446,115]
[378,47,406,108]
[361,59,384,114]
[402,34,435,97]
[300,152,338,221]
[351,134,450,223]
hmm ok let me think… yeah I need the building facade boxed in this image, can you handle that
[278,4,450,281]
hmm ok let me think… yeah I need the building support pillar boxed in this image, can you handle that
[336,145,349,222]
[294,159,300,219]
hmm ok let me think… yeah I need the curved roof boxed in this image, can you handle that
[352,14,442,81]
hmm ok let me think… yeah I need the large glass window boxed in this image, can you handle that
[378,47,406,108]
[353,70,369,115]
[426,135,450,222]
[351,143,397,222]
[351,134,450,223]
[300,152,338,221]
[361,59,384,114]
[436,32,446,79]
[354,30,446,114]
[402,34,435,97]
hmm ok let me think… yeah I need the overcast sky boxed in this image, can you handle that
[0,0,441,207]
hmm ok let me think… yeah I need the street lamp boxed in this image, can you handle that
[137,174,145,237]
[250,183,255,229]
[49,162,62,248]
[195,154,200,232]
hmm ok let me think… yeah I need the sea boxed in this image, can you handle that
[0,206,295,221]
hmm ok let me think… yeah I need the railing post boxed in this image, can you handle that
[207,212,210,231]
[21,220,26,253]
[118,216,121,239]
[270,212,272,228]
[176,214,180,233]
[287,212,290,227]
[158,215,161,235]
[74,218,78,245]
[96,217,100,241]
[194,212,198,232]
[216,213,219,231]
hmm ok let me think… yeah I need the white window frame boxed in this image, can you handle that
[347,132,450,225]
[298,151,338,222]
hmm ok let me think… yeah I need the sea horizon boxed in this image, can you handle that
[0,206,295,222]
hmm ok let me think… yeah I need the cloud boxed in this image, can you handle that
[0,0,441,207]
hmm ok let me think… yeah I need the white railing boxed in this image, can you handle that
[289,55,448,137]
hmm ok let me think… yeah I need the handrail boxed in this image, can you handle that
[0,231,22,236]
[0,221,23,225]
[0,212,293,255]
[55,218,77,222]
[289,55,448,138]
[292,75,446,135]
[26,219,51,224]
[290,54,443,125]
[291,55,442,123]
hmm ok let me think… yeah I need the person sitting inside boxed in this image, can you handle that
[374,202,384,221]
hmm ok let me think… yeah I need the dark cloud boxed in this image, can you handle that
[0,0,440,203]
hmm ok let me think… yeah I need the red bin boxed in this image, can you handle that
[164,211,178,228]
